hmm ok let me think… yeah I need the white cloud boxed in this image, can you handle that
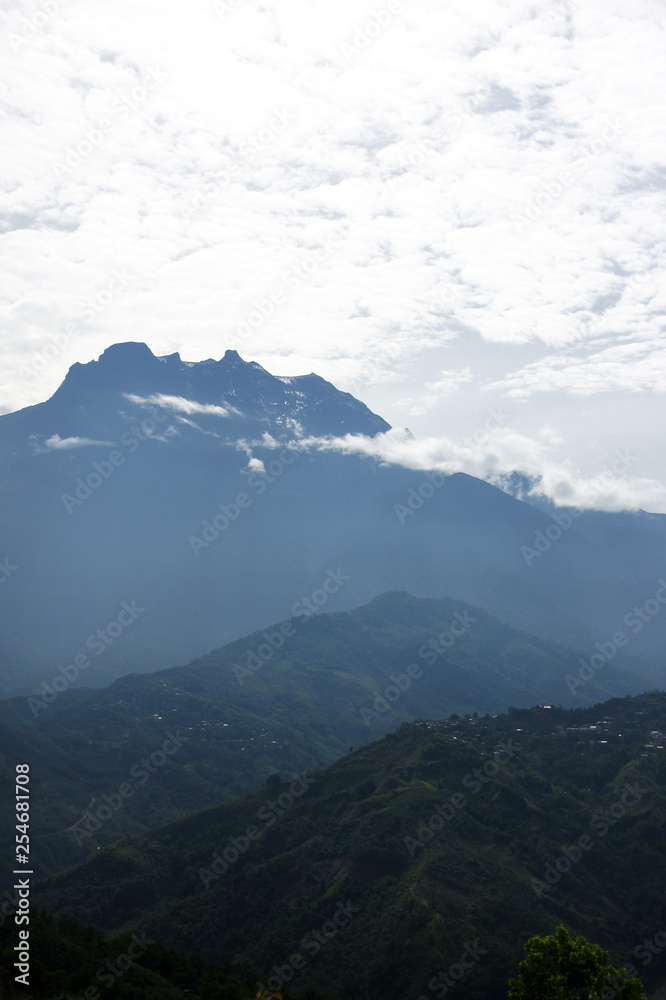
[296,425,666,512]
[43,434,115,449]
[172,416,222,438]
[0,0,665,509]
[483,337,666,398]
[403,366,475,414]
[123,393,237,417]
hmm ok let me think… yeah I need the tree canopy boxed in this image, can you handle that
[508,926,647,1000]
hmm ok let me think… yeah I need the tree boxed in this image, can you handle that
[508,926,646,1000]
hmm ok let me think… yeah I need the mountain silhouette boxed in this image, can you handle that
[0,342,664,695]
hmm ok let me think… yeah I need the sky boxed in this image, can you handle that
[1,0,665,511]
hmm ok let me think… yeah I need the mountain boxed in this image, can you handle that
[2,590,654,886]
[1,342,666,696]
[19,340,392,439]
[0,342,391,694]
[30,692,666,1000]
[0,910,290,1000]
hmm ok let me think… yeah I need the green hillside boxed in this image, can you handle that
[31,692,666,1000]
[0,592,652,882]
[0,909,314,1000]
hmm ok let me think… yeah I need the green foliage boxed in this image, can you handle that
[0,910,265,1000]
[508,925,647,1000]
[29,693,666,1000]
[1,593,653,883]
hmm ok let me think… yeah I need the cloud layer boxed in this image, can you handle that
[1,0,664,508]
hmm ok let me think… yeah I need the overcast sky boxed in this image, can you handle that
[1,0,665,511]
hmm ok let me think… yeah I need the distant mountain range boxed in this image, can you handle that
[1,341,665,696]
[0,590,655,886]
[31,691,666,1000]
[1,341,665,1000]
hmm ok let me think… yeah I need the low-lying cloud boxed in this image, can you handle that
[124,393,239,418]
[44,434,115,450]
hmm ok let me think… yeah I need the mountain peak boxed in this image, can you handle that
[222,349,243,364]
[99,341,156,364]
[39,340,391,439]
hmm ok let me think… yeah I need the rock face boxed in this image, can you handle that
[45,341,392,439]
[0,342,664,697]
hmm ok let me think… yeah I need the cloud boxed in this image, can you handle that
[402,367,475,414]
[123,393,238,418]
[483,338,666,398]
[171,416,222,438]
[43,434,115,449]
[0,0,665,509]
[425,368,474,393]
[295,424,666,513]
